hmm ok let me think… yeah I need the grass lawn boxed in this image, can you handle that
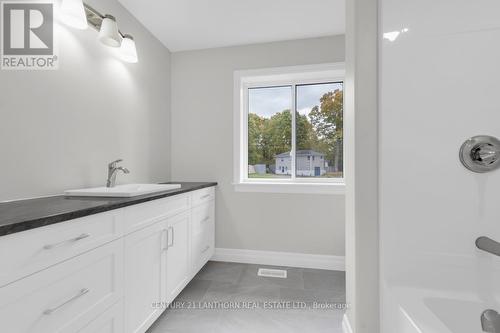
[319,172,343,178]
[248,173,290,179]
[248,172,343,179]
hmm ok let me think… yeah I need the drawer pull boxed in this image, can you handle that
[167,226,174,248]
[202,216,210,223]
[161,229,168,252]
[43,288,90,315]
[200,194,211,199]
[201,245,210,253]
[43,233,90,250]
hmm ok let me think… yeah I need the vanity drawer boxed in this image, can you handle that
[0,210,123,287]
[0,240,123,333]
[191,187,215,207]
[78,300,123,333]
[123,194,190,234]
[191,201,214,236]
[191,227,214,273]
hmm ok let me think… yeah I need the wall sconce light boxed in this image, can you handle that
[98,15,121,47]
[59,2,139,63]
[120,34,138,63]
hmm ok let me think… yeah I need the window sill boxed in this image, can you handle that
[233,182,346,195]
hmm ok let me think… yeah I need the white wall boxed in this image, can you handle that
[170,36,346,256]
[0,0,171,201]
[344,0,379,331]
[380,0,500,332]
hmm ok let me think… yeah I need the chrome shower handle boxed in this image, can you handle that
[460,136,500,173]
[476,236,500,257]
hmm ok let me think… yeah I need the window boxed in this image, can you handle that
[296,82,343,179]
[234,63,345,194]
[248,86,292,179]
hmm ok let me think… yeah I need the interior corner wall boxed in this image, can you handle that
[170,36,346,257]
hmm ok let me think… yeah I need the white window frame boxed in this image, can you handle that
[233,63,346,195]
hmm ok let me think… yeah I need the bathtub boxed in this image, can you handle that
[387,287,486,333]
[382,252,500,333]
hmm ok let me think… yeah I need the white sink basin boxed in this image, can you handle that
[64,184,182,198]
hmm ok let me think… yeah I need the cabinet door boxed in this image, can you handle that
[191,200,215,276]
[165,212,190,303]
[124,221,167,333]
[191,226,215,275]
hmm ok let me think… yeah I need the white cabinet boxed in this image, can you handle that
[123,194,190,234]
[124,220,167,333]
[190,196,215,276]
[0,210,123,287]
[191,187,215,206]
[192,228,215,274]
[0,186,216,333]
[122,212,191,333]
[79,301,123,333]
[0,241,123,333]
[122,189,214,333]
[165,212,190,303]
[191,201,214,237]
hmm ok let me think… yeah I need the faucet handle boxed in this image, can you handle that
[108,159,123,168]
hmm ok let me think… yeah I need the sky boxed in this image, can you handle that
[248,82,342,119]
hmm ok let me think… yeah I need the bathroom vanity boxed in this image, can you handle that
[0,182,216,333]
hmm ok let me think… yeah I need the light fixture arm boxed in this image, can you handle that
[78,2,138,62]
[83,3,127,39]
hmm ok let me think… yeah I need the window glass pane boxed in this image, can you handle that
[296,82,343,178]
[248,86,292,179]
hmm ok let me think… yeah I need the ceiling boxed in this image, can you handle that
[118,0,345,52]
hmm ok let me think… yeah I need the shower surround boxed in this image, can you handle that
[380,0,500,332]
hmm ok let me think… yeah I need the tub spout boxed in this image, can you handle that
[482,310,500,332]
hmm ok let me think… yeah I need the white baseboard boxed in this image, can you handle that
[212,248,345,271]
[342,314,353,333]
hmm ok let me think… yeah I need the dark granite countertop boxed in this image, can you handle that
[0,182,217,237]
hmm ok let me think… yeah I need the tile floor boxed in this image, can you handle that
[147,261,346,333]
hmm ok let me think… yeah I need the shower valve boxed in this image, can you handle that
[460,135,500,173]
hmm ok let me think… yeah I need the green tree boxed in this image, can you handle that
[308,89,343,172]
[296,112,319,150]
[248,111,294,166]
[265,110,291,164]
[248,113,265,165]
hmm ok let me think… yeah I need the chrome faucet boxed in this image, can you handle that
[482,310,500,332]
[106,159,130,188]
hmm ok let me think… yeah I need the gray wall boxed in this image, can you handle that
[170,36,345,256]
[0,0,171,201]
